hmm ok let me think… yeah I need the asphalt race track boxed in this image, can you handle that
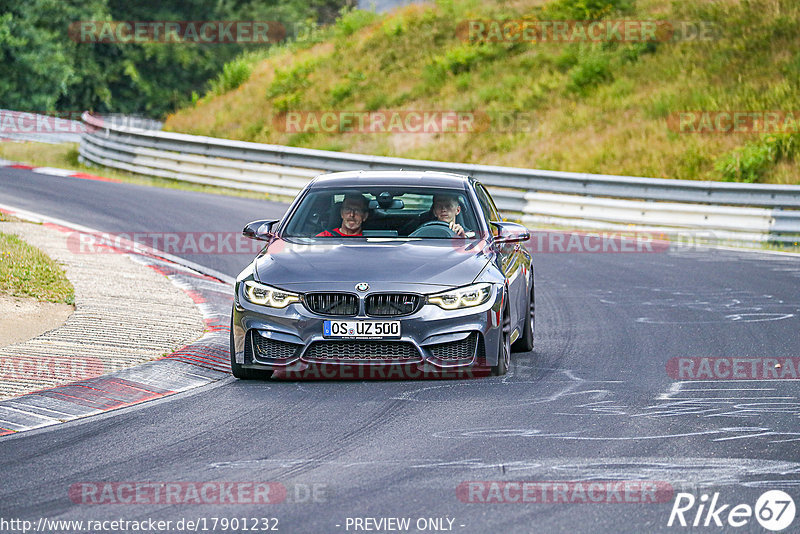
[2,168,800,533]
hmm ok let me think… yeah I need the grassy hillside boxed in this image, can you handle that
[164,0,800,184]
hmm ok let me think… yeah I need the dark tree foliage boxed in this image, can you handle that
[0,0,350,117]
[0,0,109,111]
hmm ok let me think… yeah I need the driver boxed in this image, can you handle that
[430,194,466,237]
[316,193,369,237]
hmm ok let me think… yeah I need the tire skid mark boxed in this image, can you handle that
[426,373,800,445]
[276,397,410,479]
[207,456,800,490]
[237,396,413,481]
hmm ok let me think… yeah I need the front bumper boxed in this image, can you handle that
[231,284,504,374]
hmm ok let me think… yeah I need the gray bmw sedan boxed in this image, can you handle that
[231,170,534,379]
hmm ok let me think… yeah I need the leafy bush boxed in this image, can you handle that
[715,134,800,183]
[567,47,613,94]
[442,45,486,74]
[333,7,379,38]
[540,0,635,20]
[620,41,659,64]
[266,57,322,99]
[273,93,302,112]
[292,19,330,47]
[381,18,405,38]
[365,92,389,111]
[209,58,252,96]
[426,43,507,81]
[555,47,580,72]
[715,143,774,183]
[329,83,352,104]
[329,71,365,104]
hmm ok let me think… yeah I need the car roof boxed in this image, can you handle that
[309,170,472,189]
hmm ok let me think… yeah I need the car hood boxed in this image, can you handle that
[254,238,491,292]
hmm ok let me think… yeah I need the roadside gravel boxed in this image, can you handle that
[0,221,205,400]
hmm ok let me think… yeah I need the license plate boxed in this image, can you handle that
[323,320,400,339]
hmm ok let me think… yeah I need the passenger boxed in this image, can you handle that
[430,194,466,237]
[316,194,369,237]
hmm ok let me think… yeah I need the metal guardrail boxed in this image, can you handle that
[79,112,800,245]
[0,109,85,144]
[0,111,163,144]
[94,114,164,131]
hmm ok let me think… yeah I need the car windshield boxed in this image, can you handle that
[282,187,480,239]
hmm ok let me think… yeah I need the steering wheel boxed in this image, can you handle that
[409,220,457,238]
[304,212,328,236]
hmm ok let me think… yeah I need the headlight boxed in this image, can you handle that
[243,281,300,308]
[428,283,493,310]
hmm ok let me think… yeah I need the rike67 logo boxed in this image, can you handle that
[668,490,795,531]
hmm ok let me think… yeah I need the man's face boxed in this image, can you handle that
[432,196,461,224]
[340,198,368,234]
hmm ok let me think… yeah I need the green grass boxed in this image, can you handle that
[162,0,800,185]
[0,232,74,304]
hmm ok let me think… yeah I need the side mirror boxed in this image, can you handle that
[492,222,530,244]
[243,219,278,241]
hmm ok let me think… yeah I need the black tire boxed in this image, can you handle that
[230,314,273,380]
[491,306,511,376]
[511,275,535,353]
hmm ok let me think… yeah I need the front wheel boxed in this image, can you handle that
[512,275,535,353]
[491,307,511,376]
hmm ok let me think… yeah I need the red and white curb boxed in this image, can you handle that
[0,158,120,183]
[0,204,236,438]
